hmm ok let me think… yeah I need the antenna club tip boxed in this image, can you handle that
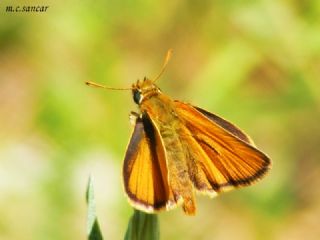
[167,49,173,57]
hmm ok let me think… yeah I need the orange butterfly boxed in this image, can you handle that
[86,50,271,215]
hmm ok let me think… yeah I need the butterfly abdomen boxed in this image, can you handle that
[162,132,196,215]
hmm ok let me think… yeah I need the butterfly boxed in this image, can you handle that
[86,50,271,215]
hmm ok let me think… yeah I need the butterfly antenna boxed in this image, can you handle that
[152,49,173,83]
[85,81,131,91]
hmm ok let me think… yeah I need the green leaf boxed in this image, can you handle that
[86,175,104,240]
[124,210,159,240]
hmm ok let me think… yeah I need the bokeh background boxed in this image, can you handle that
[1,0,320,239]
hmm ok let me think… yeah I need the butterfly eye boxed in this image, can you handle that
[133,89,142,104]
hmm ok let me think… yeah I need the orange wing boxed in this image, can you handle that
[174,101,271,195]
[123,115,176,212]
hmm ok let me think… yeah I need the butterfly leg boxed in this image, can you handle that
[129,111,141,126]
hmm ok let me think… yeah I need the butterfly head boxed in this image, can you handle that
[132,77,161,105]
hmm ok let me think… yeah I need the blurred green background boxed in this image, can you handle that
[1,0,320,239]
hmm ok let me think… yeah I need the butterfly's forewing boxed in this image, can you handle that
[193,106,254,145]
[123,116,175,212]
[174,101,271,194]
